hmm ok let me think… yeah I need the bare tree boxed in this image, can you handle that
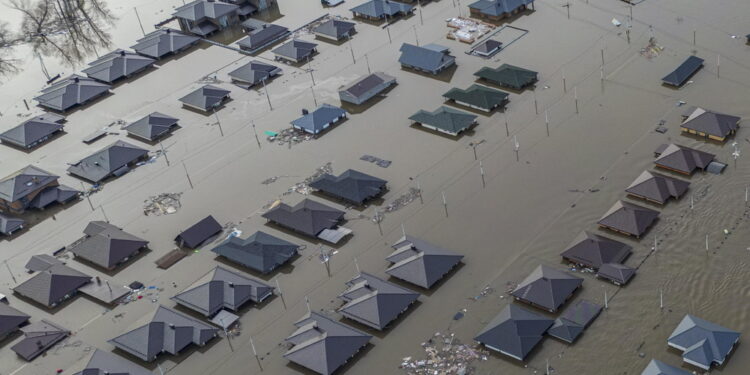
[0,21,21,76]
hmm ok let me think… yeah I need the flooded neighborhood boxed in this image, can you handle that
[0,0,749,374]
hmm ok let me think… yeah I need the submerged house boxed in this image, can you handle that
[667,315,740,370]
[625,170,690,205]
[179,84,231,112]
[172,0,240,36]
[653,143,715,175]
[1,114,65,150]
[262,199,348,242]
[131,29,201,59]
[228,60,282,88]
[560,231,632,270]
[11,320,69,361]
[475,64,537,90]
[641,359,692,375]
[510,265,583,312]
[0,214,24,236]
[442,84,509,112]
[73,349,152,375]
[67,140,149,183]
[175,215,223,249]
[0,165,78,214]
[238,21,290,53]
[337,272,420,330]
[680,107,741,142]
[409,106,478,136]
[284,312,371,375]
[338,72,397,105]
[291,104,347,135]
[547,299,602,343]
[468,0,535,21]
[596,262,636,286]
[474,304,553,361]
[212,230,299,273]
[272,39,318,63]
[350,0,414,20]
[34,75,111,112]
[0,304,30,341]
[309,169,387,206]
[662,55,704,88]
[473,39,503,57]
[69,221,149,270]
[597,200,659,238]
[109,305,219,362]
[399,43,456,75]
[386,235,463,289]
[312,19,356,41]
[82,50,155,84]
[14,263,91,308]
[123,112,180,142]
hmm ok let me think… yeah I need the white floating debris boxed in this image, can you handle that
[612,18,621,27]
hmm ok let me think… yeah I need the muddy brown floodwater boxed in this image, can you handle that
[1,0,750,374]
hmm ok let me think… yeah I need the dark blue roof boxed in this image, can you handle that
[399,43,455,73]
[662,56,704,87]
[290,104,347,134]
[468,0,534,16]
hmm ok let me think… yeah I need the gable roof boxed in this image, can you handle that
[596,263,636,285]
[73,349,152,375]
[339,72,396,99]
[560,231,632,269]
[284,312,371,375]
[309,169,386,205]
[172,0,239,21]
[82,50,155,83]
[399,43,454,72]
[0,213,24,235]
[262,199,345,237]
[175,215,223,249]
[14,263,91,307]
[626,170,690,204]
[272,39,318,61]
[124,112,180,141]
[237,23,290,51]
[179,85,231,111]
[312,19,356,40]
[0,303,30,338]
[290,104,347,134]
[0,165,59,203]
[654,143,715,174]
[409,106,477,135]
[597,200,659,237]
[70,221,149,269]
[228,61,281,85]
[681,107,741,138]
[474,304,553,361]
[667,315,740,370]
[641,359,692,375]
[662,55,704,87]
[386,235,463,288]
[212,231,299,273]
[11,320,69,361]
[108,305,218,362]
[443,84,509,110]
[350,0,413,18]
[34,74,111,112]
[337,272,419,330]
[511,265,583,312]
[468,0,534,16]
[171,266,273,316]
[67,140,149,183]
[131,29,200,59]
[0,114,64,148]
[474,64,538,89]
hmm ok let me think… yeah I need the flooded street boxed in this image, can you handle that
[1,0,750,374]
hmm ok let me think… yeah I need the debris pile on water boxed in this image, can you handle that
[383,188,422,213]
[640,37,663,59]
[399,332,488,374]
[289,163,333,195]
[266,127,313,147]
[360,154,392,168]
[143,193,183,216]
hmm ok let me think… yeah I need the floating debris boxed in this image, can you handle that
[640,37,663,59]
[399,332,488,374]
[360,154,392,168]
[383,188,421,213]
[267,127,314,147]
[143,193,183,216]
[472,285,494,301]
[289,163,333,195]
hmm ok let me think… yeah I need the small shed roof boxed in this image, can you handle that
[78,279,130,304]
[553,299,602,336]
[350,0,413,18]
[597,263,636,285]
[474,304,553,361]
[14,263,91,307]
[0,114,64,148]
[34,75,111,112]
[386,235,463,288]
[82,50,155,83]
[339,72,396,100]
[443,84,509,110]
[626,170,690,204]
[171,266,273,316]
[228,61,281,86]
[261,199,345,237]
[662,55,704,87]
[409,106,477,135]
[291,104,347,134]
[511,265,583,312]
[70,221,149,269]
[67,140,149,183]
[175,215,223,249]
[211,231,299,273]
[654,144,715,174]
[123,112,180,141]
[641,359,692,375]
[473,39,503,55]
[399,43,454,73]
[337,272,419,330]
[11,320,69,361]
[474,64,537,89]
[668,315,740,370]
[313,19,356,40]
[272,39,318,61]
[560,231,632,269]
[28,184,79,210]
[0,214,24,235]
[131,29,200,59]
[179,85,231,111]
[681,107,741,138]
[309,169,386,205]
[597,200,659,237]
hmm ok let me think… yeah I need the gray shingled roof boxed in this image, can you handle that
[73,349,152,375]
[626,170,690,204]
[385,235,463,289]
[237,23,290,52]
[67,140,149,183]
[312,19,356,40]
[597,200,659,237]
[0,303,30,339]
[560,231,632,269]
[211,230,299,273]
[0,114,64,148]
[272,39,318,61]
[123,112,180,141]
[681,107,741,138]
[399,43,455,73]
[641,359,692,375]
[172,0,239,21]
[70,221,149,269]
[339,72,396,100]
[474,64,538,89]
[11,320,69,361]
[511,265,583,312]
[350,0,413,18]
[654,144,715,175]
[175,215,222,249]
[24,254,64,272]
[443,84,509,111]
[409,106,477,135]
[547,300,602,343]
[28,184,79,210]
[34,75,111,112]
[662,56,704,87]
[0,165,58,204]
[0,213,24,235]
[473,39,503,55]
[131,29,200,59]
[474,304,553,361]
[14,263,91,307]
[468,0,534,16]
[667,315,740,370]
[262,199,345,237]
[108,305,218,362]
[309,169,386,205]
[596,263,636,285]
[171,266,273,316]
[290,104,347,134]
[284,312,371,375]
[228,61,282,86]
[82,50,155,83]
[179,85,231,111]
[337,272,419,330]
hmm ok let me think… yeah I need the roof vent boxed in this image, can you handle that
[302,109,309,115]
[94,161,100,166]
[228,282,235,288]
[168,323,175,329]
[166,29,172,34]
[73,77,80,83]
[119,50,126,56]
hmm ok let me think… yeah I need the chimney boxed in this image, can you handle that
[302,109,309,115]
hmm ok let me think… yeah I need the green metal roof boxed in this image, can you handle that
[409,106,477,135]
[443,84,509,110]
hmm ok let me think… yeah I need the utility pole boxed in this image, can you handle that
[249,335,263,371]
[660,288,664,310]
[311,86,318,107]
[252,122,261,149]
[504,111,510,137]
[416,180,423,204]
[693,30,696,45]
[81,182,94,210]
[307,57,316,85]
[275,278,286,309]
[717,54,720,78]
[159,141,169,166]
[413,26,419,46]
[705,234,709,255]
[401,223,406,238]
[134,7,146,37]
[386,27,392,44]
[305,296,311,313]
[563,2,570,19]
[222,318,234,352]
[213,109,224,137]
[562,68,567,93]
[574,86,579,114]
[513,135,520,162]
[100,205,109,223]
[544,110,550,136]
[479,161,486,188]
[261,78,272,110]
[442,191,448,217]
[182,161,194,189]
[4,260,17,284]
[418,0,424,25]
[354,256,360,273]
[532,90,538,114]
[604,290,608,309]
[365,54,371,74]
[348,36,356,64]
